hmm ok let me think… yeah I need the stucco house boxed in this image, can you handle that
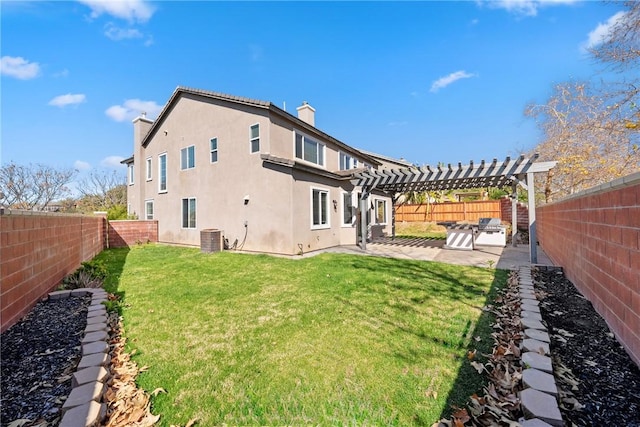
[123,86,400,255]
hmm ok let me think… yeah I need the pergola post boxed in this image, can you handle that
[359,192,368,250]
[511,182,518,247]
[527,171,537,264]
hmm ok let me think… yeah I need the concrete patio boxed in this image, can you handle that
[306,237,554,270]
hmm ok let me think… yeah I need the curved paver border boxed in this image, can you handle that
[48,288,110,427]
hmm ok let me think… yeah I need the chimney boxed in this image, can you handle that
[133,112,153,147]
[296,101,315,127]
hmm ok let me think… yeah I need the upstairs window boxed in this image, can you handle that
[339,152,358,170]
[295,132,325,166]
[181,145,195,170]
[210,138,218,163]
[146,157,152,181]
[159,153,167,193]
[250,124,260,153]
[128,164,134,185]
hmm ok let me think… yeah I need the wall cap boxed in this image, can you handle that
[543,171,640,207]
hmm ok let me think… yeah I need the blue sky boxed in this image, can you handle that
[0,0,626,185]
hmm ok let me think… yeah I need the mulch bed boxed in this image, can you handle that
[1,295,90,426]
[534,267,640,427]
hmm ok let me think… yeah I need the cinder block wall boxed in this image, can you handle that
[538,173,640,366]
[0,210,105,332]
[500,197,529,230]
[108,220,158,248]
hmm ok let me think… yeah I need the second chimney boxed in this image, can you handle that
[296,101,315,127]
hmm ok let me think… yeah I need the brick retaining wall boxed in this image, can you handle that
[500,197,529,230]
[1,211,159,332]
[0,210,105,333]
[538,172,640,366]
[108,220,158,248]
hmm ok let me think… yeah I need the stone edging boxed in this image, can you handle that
[48,288,110,427]
[518,266,563,427]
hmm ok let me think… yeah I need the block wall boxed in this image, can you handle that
[538,172,640,366]
[500,197,529,230]
[108,220,158,248]
[0,210,105,332]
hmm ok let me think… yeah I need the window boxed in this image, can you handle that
[146,157,152,181]
[182,197,196,228]
[159,153,167,192]
[250,124,260,153]
[339,152,358,170]
[181,145,195,170]
[210,138,218,163]
[375,199,387,224]
[145,200,154,220]
[311,188,329,228]
[127,164,134,185]
[295,132,324,166]
[342,192,355,226]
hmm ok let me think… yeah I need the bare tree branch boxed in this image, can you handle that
[0,163,77,210]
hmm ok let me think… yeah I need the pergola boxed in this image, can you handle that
[351,154,557,263]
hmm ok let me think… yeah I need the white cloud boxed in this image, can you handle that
[477,0,578,17]
[0,56,40,79]
[53,69,70,78]
[48,93,87,107]
[101,156,127,168]
[74,160,92,171]
[430,71,476,93]
[580,11,626,52]
[78,0,155,23]
[104,22,143,40]
[105,98,163,122]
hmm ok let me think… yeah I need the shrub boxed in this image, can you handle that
[61,259,107,290]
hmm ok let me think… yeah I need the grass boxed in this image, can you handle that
[97,245,506,426]
[394,222,447,239]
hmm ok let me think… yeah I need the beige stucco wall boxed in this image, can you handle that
[127,92,392,255]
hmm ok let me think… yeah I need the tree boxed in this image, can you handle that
[0,162,77,210]
[526,81,639,200]
[526,2,640,201]
[75,169,127,213]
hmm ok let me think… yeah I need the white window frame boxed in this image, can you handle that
[180,145,195,170]
[250,123,260,153]
[158,152,167,193]
[210,137,218,163]
[295,131,325,167]
[341,191,356,227]
[127,164,134,185]
[339,152,358,171]
[145,199,154,220]
[375,199,387,225]
[146,157,152,181]
[181,197,197,229]
[310,187,330,229]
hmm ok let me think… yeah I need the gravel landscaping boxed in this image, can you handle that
[534,267,640,427]
[1,295,89,426]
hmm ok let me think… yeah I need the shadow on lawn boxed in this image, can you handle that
[96,247,130,304]
[437,268,508,420]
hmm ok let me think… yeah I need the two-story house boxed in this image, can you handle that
[123,87,395,255]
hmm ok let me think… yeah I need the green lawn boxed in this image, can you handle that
[98,245,505,426]
[394,222,447,240]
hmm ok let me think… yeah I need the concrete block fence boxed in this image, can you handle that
[537,172,640,366]
[0,209,157,333]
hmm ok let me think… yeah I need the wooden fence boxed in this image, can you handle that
[395,200,502,223]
